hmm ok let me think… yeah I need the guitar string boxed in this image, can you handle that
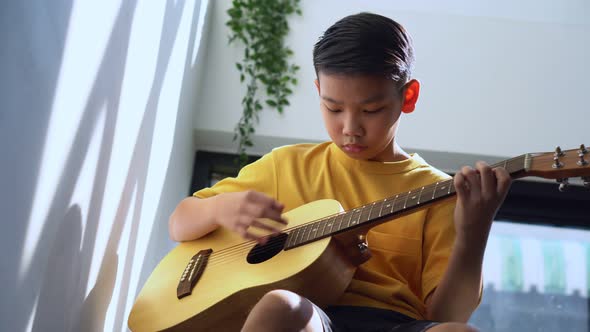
[205,184,446,267]
[204,190,444,264]
[202,155,526,267]
[208,153,525,261]
[200,156,526,267]
[206,177,464,267]
[203,155,526,267]
[204,209,350,263]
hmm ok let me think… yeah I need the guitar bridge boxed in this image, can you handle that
[176,249,213,299]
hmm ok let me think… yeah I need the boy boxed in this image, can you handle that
[169,12,511,332]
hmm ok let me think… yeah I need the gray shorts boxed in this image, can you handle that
[314,305,440,332]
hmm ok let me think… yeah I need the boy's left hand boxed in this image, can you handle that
[453,161,512,244]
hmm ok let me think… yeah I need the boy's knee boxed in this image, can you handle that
[259,289,297,308]
[429,322,479,332]
[257,289,313,318]
[461,325,479,332]
[244,290,318,332]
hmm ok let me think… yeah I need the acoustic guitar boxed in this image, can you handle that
[128,145,590,331]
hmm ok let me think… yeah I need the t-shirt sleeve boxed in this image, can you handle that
[421,199,456,302]
[193,151,277,199]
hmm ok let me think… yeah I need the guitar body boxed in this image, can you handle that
[128,199,357,331]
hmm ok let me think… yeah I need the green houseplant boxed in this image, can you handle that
[226,0,301,165]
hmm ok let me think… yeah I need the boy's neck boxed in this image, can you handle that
[391,142,410,162]
[370,141,410,162]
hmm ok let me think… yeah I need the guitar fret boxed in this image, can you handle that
[437,182,448,198]
[375,201,381,217]
[286,230,294,247]
[299,227,306,244]
[293,228,301,245]
[318,218,328,237]
[326,216,336,234]
[331,213,339,231]
[417,187,424,205]
[344,210,355,228]
[426,186,436,202]
[301,225,311,243]
[378,199,386,217]
[391,195,399,213]
[405,190,420,208]
[368,202,376,220]
[310,222,320,240]
[290,228,301,247]
[294,226,304,245]
[306,224,316,242]
[436,181,448,198]
[349,209,360,226]
[382,198,393,216]
[341,212,350,229]
[403,191,410,209]
[335,213,345,231]
[447,180,452,194]
[432,182,438,199]
[359,206,371,224]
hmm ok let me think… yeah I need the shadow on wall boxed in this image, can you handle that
[1,0,204,331]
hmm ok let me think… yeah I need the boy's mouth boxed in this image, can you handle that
[343,144,367,153]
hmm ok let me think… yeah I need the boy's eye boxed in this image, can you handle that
[364,108,383,114]
[327,108,342,113]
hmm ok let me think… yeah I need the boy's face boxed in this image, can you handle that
[315,73,408,162]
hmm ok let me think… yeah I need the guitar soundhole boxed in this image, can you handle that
[247,233,288,264]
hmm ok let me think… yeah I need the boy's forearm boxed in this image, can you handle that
[425,235,487,322]
[168,196,220,242]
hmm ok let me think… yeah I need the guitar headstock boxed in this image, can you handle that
[525,144,590,191]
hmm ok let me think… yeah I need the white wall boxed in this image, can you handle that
[194,0,589,159]
[0,0,210,331]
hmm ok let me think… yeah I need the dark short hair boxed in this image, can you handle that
[313,12,414,86]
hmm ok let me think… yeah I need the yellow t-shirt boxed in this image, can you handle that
[194,142,455,320]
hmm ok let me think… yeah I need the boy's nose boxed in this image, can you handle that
[343,117,364,137]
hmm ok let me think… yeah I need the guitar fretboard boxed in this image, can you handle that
[284,154,528,249]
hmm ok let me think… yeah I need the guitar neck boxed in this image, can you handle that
[284,154,529,249]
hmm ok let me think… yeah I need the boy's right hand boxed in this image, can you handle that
[213,190,288,243]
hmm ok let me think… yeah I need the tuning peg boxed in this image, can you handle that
[579,144,588,155]
[557,178,569,192]
[583,177,590,189]
[357,241,369,253]
[552,156,563,169]
[578,152,588,166]
[554,146,565,157]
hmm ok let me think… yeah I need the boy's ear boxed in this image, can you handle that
[401,79,420,114]
[314,78,320,94]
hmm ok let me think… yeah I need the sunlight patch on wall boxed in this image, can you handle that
[191,0,210,67]
[25,297,38,332]
[19,0,121,278]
